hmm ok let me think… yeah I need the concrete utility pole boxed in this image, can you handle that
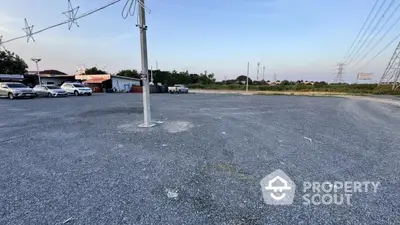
[156,60,158,70]
[246,62,249,93]
[137,0,154,127]
[262,66,265,81]
[31,58,41,85]
[256,62,260,81]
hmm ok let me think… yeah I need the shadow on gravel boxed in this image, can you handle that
[78,106,143,117]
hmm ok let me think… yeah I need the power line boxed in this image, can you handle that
[353,2,400,68]
[379,41,400,88]
[349,0,396,65]
[122,0,150,19]
[341,0,379,63]
[0,0,155,127]
[1,0,125,45]
[356,29,400,71]
[346,0,389,65]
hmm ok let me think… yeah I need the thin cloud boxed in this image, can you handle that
[110,32,135,43]
[0,26,11,33]
[0,13,22,35]
[0,14,20,23]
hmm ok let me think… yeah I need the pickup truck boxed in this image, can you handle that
[0,82,36,99]
[168,84,189,94]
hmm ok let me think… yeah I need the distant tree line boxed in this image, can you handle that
[84,67,217,86]
[1,49,399,95]
[71,66,400,95]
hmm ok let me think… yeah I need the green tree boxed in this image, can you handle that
[280,80,290,85]
[236,75,252,84]
[118,68,218,86]
[0,50,28,74]
[116,69,139,78]
[153,70,170,85]
[199,73,214,85]
[41,70,66,75]
[85,67,107,74]
[189,74,200,84]
[207,73,216,83]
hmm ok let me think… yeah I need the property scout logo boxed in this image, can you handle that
[260,169,380,206]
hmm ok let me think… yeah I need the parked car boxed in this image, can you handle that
[168,84,189,94]
[0,82,36,99]
[33,85,68,97]
[61,83,92,96]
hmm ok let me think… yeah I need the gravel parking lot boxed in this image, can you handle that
[0,93,399,224]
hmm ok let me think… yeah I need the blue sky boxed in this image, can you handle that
[0,0,399,82]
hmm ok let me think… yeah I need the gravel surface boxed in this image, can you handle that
[0,93,399,225]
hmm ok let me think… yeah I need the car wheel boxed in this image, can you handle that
[8,93,14,100]
[48,93,53,98]
[87,93,92,96]
[74,90,79,96]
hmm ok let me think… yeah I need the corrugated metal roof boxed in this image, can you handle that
[111,75,141,81]
[84,77,109,84]
[0,74,24,79]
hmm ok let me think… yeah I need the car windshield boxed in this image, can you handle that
[46,86,59,89]
[73,84,85,88]
[7,83,27,88]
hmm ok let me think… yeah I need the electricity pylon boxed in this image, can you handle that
[335,63,345,83]
[379,41,400,89]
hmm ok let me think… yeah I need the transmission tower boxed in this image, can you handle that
[379,41,400,89]
[262,66,265,81]
[335,63,346,83]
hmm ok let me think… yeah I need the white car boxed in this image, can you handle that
[61,83,92,96]
[168,84,189,94]
[33,85,68,97]
[0,82,36,99]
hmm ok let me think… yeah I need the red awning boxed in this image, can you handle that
[84,78,109,84]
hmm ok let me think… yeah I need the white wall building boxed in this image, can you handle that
[75,74,141,92]
[40,76,75,86]
[111,75,141,92]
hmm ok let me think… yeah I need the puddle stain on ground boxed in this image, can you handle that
[163,121,194,133]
